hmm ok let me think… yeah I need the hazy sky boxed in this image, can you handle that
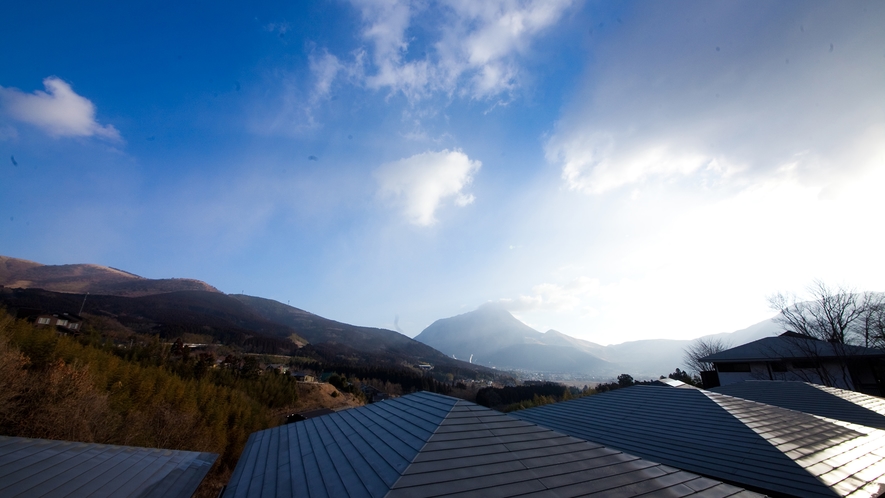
[2,1,883,344]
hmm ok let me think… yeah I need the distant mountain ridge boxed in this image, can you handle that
[415,303,617,375]
[0,255,219,297]
[416,303,782,378]
[230,294,487,372]
[2,254,780,379]
[416,303,557,360]
[0,254,498,378]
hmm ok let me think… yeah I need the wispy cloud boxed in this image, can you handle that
[374,148,481,226]
[312,0,574,103]
[438,0,574,98]
[309,51,344,101]
[350,0,425,97]
[0,77,120,140]
[498,276,602,314]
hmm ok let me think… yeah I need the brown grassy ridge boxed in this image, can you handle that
[0,255,219,297]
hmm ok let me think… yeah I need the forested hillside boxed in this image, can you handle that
[0,305,477,496]
[0,308,289,495]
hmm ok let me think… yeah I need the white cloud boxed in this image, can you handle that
[374,149,481,225]
[546,2,885,196]
[440,0,574,97]
[499,276,602,313]
[551,133,725,195]
[0,77,120,140]
[350,0,427,96]
[329,0,574,101]
[309,51,343,101]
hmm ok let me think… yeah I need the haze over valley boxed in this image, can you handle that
[1,255,780,379]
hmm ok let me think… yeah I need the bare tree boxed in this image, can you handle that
[767,281,885,390]
[859,293,885,349]
[767,280,880,345]
[683,337,731,376]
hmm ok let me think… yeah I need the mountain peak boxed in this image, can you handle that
[476,301,512,314]
[415,304,540,360]
[415,305,613,373]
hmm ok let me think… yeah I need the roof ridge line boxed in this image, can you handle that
[382,397,463,497]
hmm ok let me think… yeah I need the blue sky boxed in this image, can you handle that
[2,1,883,344]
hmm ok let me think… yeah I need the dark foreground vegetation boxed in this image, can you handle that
[477,368,700,413]
[475,382,592,412]
[0,308,293,496]
[0,307,471,496]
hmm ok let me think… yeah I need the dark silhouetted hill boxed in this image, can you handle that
[231,294,495,375]
[0,287,300,354]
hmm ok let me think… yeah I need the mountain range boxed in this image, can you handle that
[0,256,496,379]
[1,255,781,379]
[415,302,781,378]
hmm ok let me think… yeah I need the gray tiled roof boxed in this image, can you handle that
[712,381,885,431]
[0,436,217,498]
[224,391,762,498]
[223,391,456,498]
[700,335,885,362]
[513,385,885,497]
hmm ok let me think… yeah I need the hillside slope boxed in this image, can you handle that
[0,255,219,297]
[418,303,548,359]
[0,287,302,354]
[231,294,494,375]
[0,256,498,378]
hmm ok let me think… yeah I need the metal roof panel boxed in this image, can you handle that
[712,381,885,430]
[515,385,885,497]
[223,393,764,498]
[0,436,216,498]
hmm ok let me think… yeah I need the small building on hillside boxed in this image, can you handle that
[359,384,390,403]
[290,371,315,382]
[18,309,84,334]
[699,332,885,394]
[264,364,289,375]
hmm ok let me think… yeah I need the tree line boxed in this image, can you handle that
[307,364,455,397]
[475,382,590,412]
